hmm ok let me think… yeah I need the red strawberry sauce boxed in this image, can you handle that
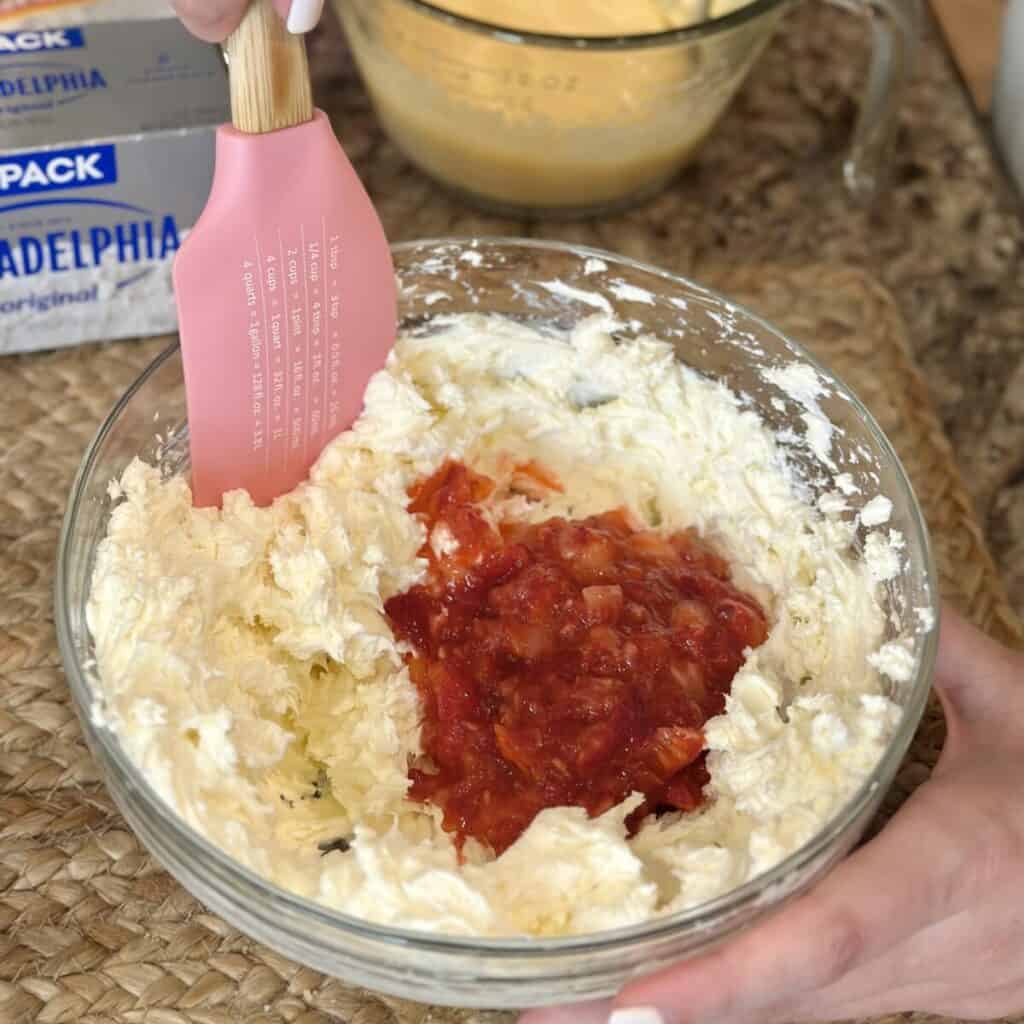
[385,460,768,855]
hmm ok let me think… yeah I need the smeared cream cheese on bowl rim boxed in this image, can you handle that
[84,272,935,939]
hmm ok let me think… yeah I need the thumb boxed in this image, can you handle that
[520,999,612,1024]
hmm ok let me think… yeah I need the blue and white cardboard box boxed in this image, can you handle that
[0,19,229,354]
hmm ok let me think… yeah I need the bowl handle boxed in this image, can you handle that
[822,0,922,202]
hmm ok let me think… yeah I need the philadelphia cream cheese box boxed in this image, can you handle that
[0,18,230,354]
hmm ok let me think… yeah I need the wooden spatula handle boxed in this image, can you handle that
[224,0,314,134]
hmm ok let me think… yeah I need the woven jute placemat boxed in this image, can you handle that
[0,264,1020,1024]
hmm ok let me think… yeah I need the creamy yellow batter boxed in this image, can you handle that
[332,0,775,211]
[430,1,751,35]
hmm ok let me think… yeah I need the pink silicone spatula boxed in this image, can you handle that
[173,0,395,508]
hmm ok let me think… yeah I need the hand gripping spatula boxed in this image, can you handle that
[173,0,396,508]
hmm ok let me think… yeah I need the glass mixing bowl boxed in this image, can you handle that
[332,0,922,216]
[57,238,938,1008]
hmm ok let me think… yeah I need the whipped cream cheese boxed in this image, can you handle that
[87,313,915,936]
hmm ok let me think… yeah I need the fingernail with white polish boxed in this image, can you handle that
[287,0,323,34]
[609,1008,665,1024]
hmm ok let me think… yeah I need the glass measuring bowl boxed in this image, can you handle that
[58,238,938,1007]
[332,0,921,217]
[58,237,937,1007]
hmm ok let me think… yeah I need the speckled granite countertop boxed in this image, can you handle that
[307,2,1024,618]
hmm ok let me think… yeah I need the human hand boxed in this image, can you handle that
[522,606,1024,1024]
[170,0,323,42]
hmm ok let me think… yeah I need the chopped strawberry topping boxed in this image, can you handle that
[385,460,768,855]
